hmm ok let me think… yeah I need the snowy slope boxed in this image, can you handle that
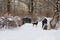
[0,22,60,40]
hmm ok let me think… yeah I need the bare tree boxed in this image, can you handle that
[29,0,34,14]
[7,0,11,14]
[50,0,60,29]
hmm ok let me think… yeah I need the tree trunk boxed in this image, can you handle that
[7,0,10,14]
[50,0,59,29]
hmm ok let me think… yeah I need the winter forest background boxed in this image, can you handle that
[0,0,60,17]
[0,0,60,30]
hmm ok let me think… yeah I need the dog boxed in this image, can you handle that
[32,21,38,26]
[42,18,47,30]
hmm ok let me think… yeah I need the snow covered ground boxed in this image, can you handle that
[0,14,60,40]
[0,21,60,40]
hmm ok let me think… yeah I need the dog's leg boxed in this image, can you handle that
[43,24,47,30]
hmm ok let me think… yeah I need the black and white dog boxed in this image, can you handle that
[32,21,38,26]
[42,18,47,30]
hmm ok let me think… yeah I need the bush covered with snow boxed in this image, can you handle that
[0,14,21,29]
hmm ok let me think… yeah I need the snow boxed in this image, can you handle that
[0,17,60,40]
[0,23,60,40]
[56,21,60,30]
